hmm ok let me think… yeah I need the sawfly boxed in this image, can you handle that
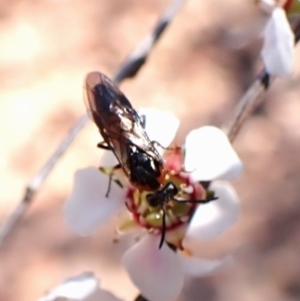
[84,71,164,191]
[84,71,216,248]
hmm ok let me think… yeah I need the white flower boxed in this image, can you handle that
[64,109,243,301]
[38,273,121,301]
[261,6,294,77]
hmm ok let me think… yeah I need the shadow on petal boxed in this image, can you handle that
[64,167,125,236]
[99,150,119,166]
[86,287,124,301]
[184,126,243,181]
[186,181,240,240]
[122,235,184,301]
[261,7,294,77]
[179,253,233,277]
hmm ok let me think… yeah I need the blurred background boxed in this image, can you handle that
[1,0,300,300]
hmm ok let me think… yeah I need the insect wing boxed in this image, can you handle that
[84,71,162,174]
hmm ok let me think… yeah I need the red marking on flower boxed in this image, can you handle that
[164,146,184,172]
[125,170,206,233]
[123,146,207,240]
[284,0,293,12]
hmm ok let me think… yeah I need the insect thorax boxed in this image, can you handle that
[128,145,162,190]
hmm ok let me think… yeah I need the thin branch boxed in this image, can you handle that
[114,0,186,83]
[0,0,187,245]
[222,70,271,142]
[223,18,300,143]
[0,114,89,244]
[133,69,271,301]
[134,16,300,301]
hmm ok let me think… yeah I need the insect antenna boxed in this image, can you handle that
[177,196,218,204]
[158,196,218,248]
[150,140,180,152]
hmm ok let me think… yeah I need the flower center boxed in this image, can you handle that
[125,170,206,235]
[104,146,212,247]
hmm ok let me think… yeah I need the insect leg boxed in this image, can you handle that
[150,140,180,152]
[159,208,166,249]
[97,141,111,150]
[105,164,122,197]
[139,114,146,128]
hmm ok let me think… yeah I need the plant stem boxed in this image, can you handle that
[0,0,187,246]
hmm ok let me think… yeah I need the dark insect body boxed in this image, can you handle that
[84,71,163,192]
[84,71,216,248]
[146,183,218,248]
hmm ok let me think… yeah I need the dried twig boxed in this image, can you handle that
[0,114,90,245]
[0,0,187,245]
[222,70,271,142]
[223,18,300,142]
[114,0,186,83]
[133,69,273,301]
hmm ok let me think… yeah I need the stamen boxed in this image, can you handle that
[124,158,211,248]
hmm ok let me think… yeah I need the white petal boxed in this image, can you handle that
[38,273,98,301]
[179,254,233,277]
[186,181,240,240]
[122,235,184,301]
[64,167,124,236]
[261,7,294,77]
[258,0,276,13]
[184,126,243,181]
[85,287,123,301]
[99,149,119,166]
[38,273,122,301]
[138,108,180,148]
